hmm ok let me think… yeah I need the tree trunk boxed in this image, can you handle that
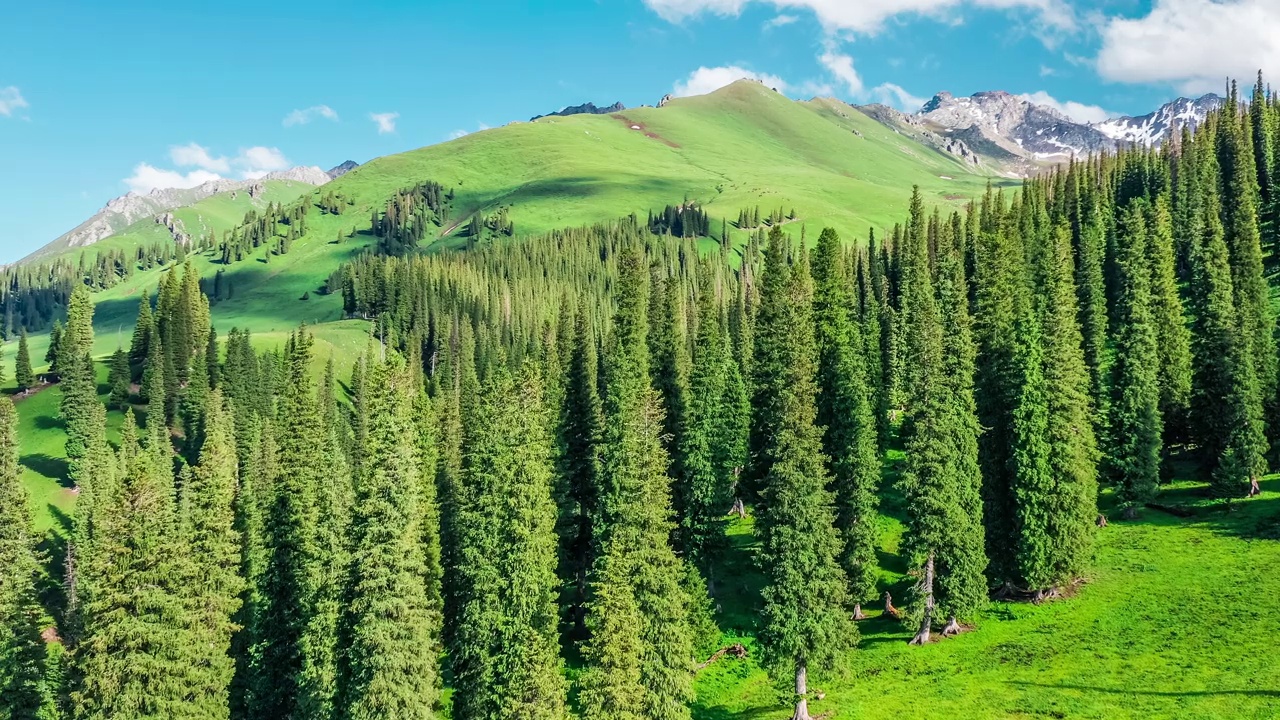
[909,553,934,646]
[729,497,746,518]
[852,603,866,621]
[792,661,811,720]
[1249,474,1261,497]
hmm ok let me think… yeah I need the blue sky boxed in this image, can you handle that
[2,0,1277,261]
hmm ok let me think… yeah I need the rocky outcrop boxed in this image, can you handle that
[658,94,673,108]
[155,212,191,246]
[260,166,332,185]
[530,101,625,122]
[327,160,360,179]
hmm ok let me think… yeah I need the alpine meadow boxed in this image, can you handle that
[2,6,1280,719]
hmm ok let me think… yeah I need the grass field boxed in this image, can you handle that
[693,477,1280,720]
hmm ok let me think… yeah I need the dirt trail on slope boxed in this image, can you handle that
[611,114,681,148]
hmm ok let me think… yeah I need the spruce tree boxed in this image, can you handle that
[107,347,130,409]
[1032,223,1099,588]
[58,284,95,377]
[1186,136,1268,496]
[337,355,438,720]
[649,273,691,480]
[255,330,342,720]
[580,248,697,720]
[898,188,986,643]
[1218,104,1277,419]
[1109,202,1163,516]
[71,411,201,718]
[0,398,48,720]
[676,270,733,583]
[1145,196,1193,443]
[1075,189,1112,446]
[61,351,98,487]
[451,361,566,720]
[556,307,602,634]
[751,228,853,719]
[810,228,880,616]
[44,320,61,375]
[183,391,245,718]
[128,296,152,381]
[973,191,1054,592]
[933,214,989,630]
[141,331,167,414]
[14,329,34,392]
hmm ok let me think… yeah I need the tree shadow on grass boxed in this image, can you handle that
[21,453,71,486]
[34,413,64,431]
[1007,681,1280,699]
[693,702,790,720]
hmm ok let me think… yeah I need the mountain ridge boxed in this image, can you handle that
[33,165,338,262]
[855,90,1223,173]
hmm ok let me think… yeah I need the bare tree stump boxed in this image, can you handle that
[852,603,866,621]
[695,644,747,672]
[728,497,746,518]
[882,592,900,621]
[1096,513,1108,528]
[1249,476,1261,497]
[941,616,962,637]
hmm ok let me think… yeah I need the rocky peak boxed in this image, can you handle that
[327,160,360,179]
[530,101,626,122]
[1091,94,1223,145]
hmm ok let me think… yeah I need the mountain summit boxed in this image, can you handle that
[860,91,1223,174]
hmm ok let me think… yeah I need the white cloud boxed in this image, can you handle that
[235,146,291,178]
[447,123,491,141]
[0,86,28,117]
[672,65,789,97]
[124,164,224,194]
[123,144,294,192]
[1096,0,1280,94]
[170,142,231,173]
[1018,91,1114,124]
[874,83,929,112]
[819,49,863,96]
[644,0,1075,34]
[282,104,339,127]
[1039,65,1057,77]
[764,13,798,28]
[370,112,399,134]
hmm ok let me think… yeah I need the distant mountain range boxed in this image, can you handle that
[35,161,359,259]
[530,101,625,122]
[856,91,1223,174]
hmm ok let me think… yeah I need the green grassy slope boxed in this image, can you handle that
[31,79,1005,365]
[26,179,319,265]
[695,478,1280,720]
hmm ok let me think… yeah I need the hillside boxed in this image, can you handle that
[21,79,1000,363]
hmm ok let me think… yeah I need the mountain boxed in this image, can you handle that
[857,91,1223,174]
[327,160,360,179]
[530,101,625,122]
[1092,94,1224,145]
[32,167,334,261]
[33,79,994,353]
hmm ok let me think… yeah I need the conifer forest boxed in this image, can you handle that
[3,79,1280,720]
